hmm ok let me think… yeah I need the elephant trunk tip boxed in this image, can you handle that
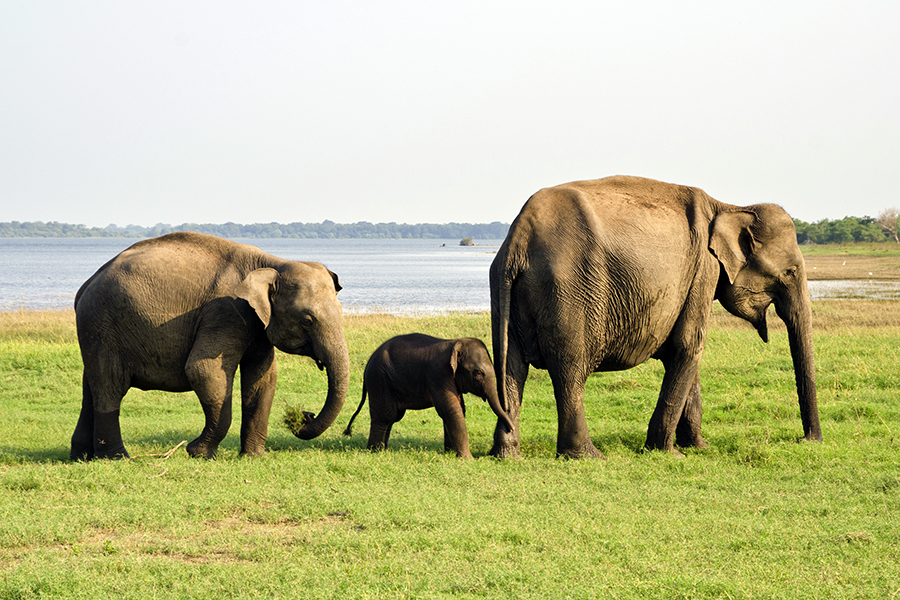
[283,408,318,438]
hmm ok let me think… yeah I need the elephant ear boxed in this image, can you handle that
[234,268,279,328]
[448,340,464,374]
[710,211,757,284]
[328,269,342,293]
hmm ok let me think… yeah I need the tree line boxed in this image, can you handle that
[1,212,898,243]
[0,220,511,240]
[795,210,899,244]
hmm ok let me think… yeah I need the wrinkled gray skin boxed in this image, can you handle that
[71,232,350,460]
[343,333,515,458]
[490,175,822,458]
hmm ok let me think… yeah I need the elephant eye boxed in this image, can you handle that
[784,266,798,279]
[474,369,485,380]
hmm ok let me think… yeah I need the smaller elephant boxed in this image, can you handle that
[343,333,514,458]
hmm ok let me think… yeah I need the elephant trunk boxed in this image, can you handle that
[775,280,823,442]
[485,376,515,433]
[292,334,350,440]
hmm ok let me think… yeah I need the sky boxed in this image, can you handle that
[1,1,898,228]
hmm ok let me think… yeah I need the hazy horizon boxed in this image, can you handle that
[2,1,898,227]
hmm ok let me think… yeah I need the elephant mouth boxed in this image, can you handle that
[754,314,769,343]
[276,340,324,369]
[731,286,773,343]
[751,298,775,343]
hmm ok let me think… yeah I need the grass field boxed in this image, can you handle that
[802,243,900,281]
[1,245,899,598]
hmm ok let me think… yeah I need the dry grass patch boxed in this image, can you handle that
[0,309,76,343]
[804,253,900,280]
[60,512,361,566]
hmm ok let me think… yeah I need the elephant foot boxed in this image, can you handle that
[676,435,708,450]
[89,410,129,459]
[238,447,266,458]
[186,438,219,459]
[556,441,606,460]
[70,431,94,461]
[239,435,268,457]
[641,443,685,458]
[92,446,131,460]
[488,442,521,459]
[70,443,94,462]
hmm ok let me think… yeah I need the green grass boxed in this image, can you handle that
[1,306,899,598]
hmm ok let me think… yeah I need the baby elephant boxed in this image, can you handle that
[344,333,514,458]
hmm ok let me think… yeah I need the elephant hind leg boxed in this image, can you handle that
[70,376,95,460]
[550,369,604,460]
[366,421,394,451]
[73,369,130,460]
[489,340,528,459]
[367,406,403,451]
[543,342,604,460]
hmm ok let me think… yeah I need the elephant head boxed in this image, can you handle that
[235,262,350,439]
[452,339,515,433]
[710,204,822,442]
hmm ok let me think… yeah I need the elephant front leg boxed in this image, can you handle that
[646,354,702,455]
[185,353,237,459]
[434,392,472,459]
[238,346,277,457]
[675,373,707,449]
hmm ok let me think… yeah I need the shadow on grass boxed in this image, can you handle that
[0,445,70,465]
[269,429,459,456]
[0,426,808,465]
[0,426,461,464]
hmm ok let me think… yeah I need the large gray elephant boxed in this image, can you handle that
[343,333,514,458]
[490,175,822,458]
[71,232,350,460]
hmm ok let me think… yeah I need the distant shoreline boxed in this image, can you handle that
[0,220,511,240]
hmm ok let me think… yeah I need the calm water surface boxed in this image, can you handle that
[1,238,898,313]
[0,238,502,314]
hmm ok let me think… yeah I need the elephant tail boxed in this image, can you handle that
[342,381,368,437]
[491,227,528,415]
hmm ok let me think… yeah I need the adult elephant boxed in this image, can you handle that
[71,232,350,460]
[490,175,822,458]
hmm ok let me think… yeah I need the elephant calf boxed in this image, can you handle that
[343,333,514,458]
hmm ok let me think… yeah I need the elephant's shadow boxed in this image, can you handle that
[267,429,451,456]
[2,426,658,464]
[0,445,70,463]
[0,430,456,464]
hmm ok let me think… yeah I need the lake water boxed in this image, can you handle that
[0,238,503,314]
[1,238,898,314]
